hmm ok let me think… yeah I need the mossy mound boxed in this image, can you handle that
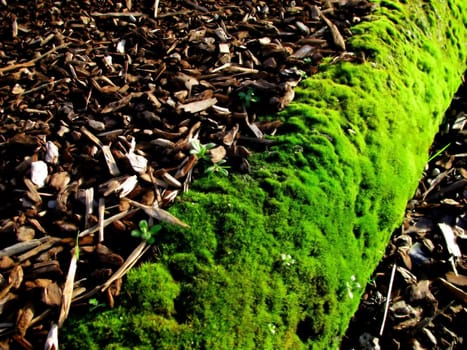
[63,1,467,349]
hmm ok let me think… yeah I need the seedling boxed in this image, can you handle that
[428,143,450,162]
[345,275,361,299]
[238,88,259,108]
[131,219,162,245]
[88,298,106,312]
[189,139,216,161]
[267,323,277,335]
[205,159,230,177]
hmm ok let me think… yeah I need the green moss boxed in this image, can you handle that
[64,1,467,349]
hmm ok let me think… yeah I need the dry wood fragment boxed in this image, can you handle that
[15,301,34,338]
[380,263,397,336]
[321,14,346,51]
[178,97,218,114]
[43,323,59,350]
[0,238,49,258]
[17,238,60,263]
[0,43,69,74]
[125,199,189,228]
[57,240,79,328]
[78,209,139,238]
[98,198,105,242]
[437,278,467,304]
[80,126,121,176]
[101,241,150,293]
[438,223,462,275]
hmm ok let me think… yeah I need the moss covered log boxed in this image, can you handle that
[64,1,467,349]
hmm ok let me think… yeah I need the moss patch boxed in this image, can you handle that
[63,1,467,349]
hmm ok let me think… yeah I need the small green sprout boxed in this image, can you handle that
[238,88,259,108]
[189,139,216,161]
[367,277,377,287]
[131,219,162,245]
[346,275,362,299]
[88,298,106,312]
[267,323,277,335]
[205,159,230,177]
[428,143,451,162]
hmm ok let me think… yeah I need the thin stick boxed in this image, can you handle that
[0,43,69,73]
[80,126,121,176]
[58,239,79,328]
[98,198,105,242]
[19,78,69,95]
[154,0,160,18]
[100,241,150,292]
[379,263,397,336]
[78,208,138,237]
[90,12,144,17]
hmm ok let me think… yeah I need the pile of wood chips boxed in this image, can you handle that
[0,1,374,349]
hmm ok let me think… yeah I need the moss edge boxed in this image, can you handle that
[64,1,467,349]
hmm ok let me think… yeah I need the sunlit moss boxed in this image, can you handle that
[63,1,466,349]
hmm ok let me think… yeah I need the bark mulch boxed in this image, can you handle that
[0,1,374,349]
[341,73,467,350]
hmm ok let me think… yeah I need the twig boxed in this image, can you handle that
[78,208,139,237]
[90,12,144,17]
[58,239,79,328]
[80,126,121,176]
[154,0,160,18]
[421,168,454,200]
[100,241,150,292]
[98,198,105,242]
[379,263,397,336]
[43,324,59,350]
[18,78,69,95]
[125,198,190,227]
[0,237,50,258]
[0,43,69,73]
[182,0,209,13]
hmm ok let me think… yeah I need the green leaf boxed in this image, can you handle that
[138,219,148,232]
[189,140,201,154]
[149,224,162,235]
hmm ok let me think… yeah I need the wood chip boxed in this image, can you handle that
[178,97,218,114]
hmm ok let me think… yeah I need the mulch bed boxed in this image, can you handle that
[341,74,467,350]
[0,1,375,349]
